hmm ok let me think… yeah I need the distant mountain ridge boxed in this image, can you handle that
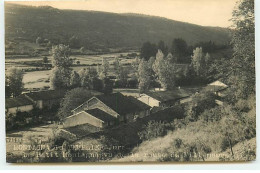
[5,3,231,50]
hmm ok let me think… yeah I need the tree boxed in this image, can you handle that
[191,47,211,82]
[157,40,168,55]
[78,67,101,90]
[50,45,73,89]
[113,57,128,86]
[153,50,176,90]
[171,38,189,63]
[36,37,43,45]
[113,57,121,78]
[5,75,11,98]
[140,42,157,61]
[229,0,255,99]
[51,45,72,68]
[166,53,177,64]
[185,90,216,121]
[50,67,71,89]
[99,58,109,79]
[58,88,93,120]
[138,121,170,141]
[131,57,141,78]
[138,59,151,93]
[69,71,81,88]
[101,77,113,94]
[43,56,48,64]
[7,68,24,97]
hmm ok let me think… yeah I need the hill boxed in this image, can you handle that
[5,3,231,51]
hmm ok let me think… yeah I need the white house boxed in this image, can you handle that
[207,80,228,97]
[66,93,151,128]
[63,108,116,128]
[5,95,34,114]
[138,89,191,108]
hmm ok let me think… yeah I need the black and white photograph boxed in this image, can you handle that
[3,0,256,164]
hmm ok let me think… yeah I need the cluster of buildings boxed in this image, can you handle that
[5,80,228,130]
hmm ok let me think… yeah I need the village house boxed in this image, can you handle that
[5,95,34,114]
[204,80,229,106]
[63,108,116,128]
[138,89,192,108]
[24,89,67,109]
[206,80,228,97]
[65,92,151,128]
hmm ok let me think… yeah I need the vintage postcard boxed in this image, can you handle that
[4,0,255,163]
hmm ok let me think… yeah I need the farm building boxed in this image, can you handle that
[63,108,117,128]
[70,92,151,127]
[138,89,192,107]
[5,95,34,114]
[24,89,67,109]
[206,80,228,97]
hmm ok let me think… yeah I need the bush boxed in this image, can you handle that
[138,121,171,141]
[185,90,217,121]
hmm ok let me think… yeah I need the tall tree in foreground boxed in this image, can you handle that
[191,47,211,82]
[153,50,176,90]
[99,58,109,79]
[138,59,151,93]
[6,68,24,97]
[229,0,255,99]
[50,44,73,89]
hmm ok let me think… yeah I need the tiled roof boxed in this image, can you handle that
[6,95,33,108]
[85,108,116,122]
[144,89,191,102]
[24,89,67,101]
[96,92,150,115]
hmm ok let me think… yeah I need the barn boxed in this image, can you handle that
[67,92,151,128]
[63,108,116,128]
[138,89,191,108]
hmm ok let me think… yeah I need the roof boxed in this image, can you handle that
[209,80,228,87]
[6,95,33,108]
[85,108,116,122]
[95,92,150,115]
[205,85,228,92]
[127,96,151,110]
[24,89,67,101]
[143,89,191,102]
[206,80,228,92]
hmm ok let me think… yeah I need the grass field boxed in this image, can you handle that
[6,124,57,157]
[5,52,137,90]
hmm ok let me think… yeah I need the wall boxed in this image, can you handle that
[180,97,192,104]
[63,111,104,128]
[7,104,34,114]
[138,94,160,107]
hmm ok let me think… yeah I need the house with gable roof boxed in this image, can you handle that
[64,92,151,128]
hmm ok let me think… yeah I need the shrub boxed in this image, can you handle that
[138,121,171,141]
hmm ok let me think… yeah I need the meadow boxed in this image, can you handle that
[5,52,137,90]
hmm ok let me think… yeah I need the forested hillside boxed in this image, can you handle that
[5,3,230,51]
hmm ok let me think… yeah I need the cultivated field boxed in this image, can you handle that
[5,52,138,90]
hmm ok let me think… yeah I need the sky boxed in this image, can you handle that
[6,0,237,27]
